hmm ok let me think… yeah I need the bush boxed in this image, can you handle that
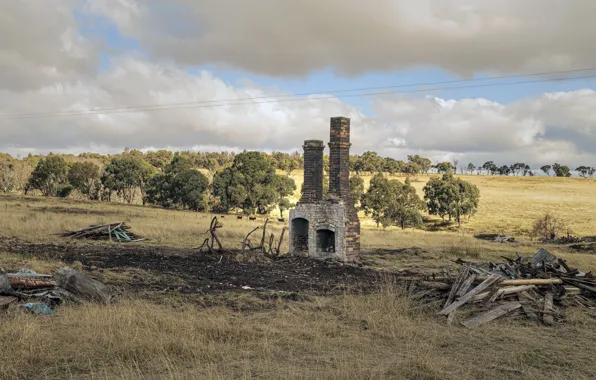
[531,212,567,240]
[57,184,73,198]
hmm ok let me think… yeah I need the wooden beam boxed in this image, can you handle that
[461,302,522,329]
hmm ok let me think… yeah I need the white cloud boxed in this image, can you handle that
[0,0,100,91]
[1,54,596,168]
[92,0,596,77]
[1,1,596,170]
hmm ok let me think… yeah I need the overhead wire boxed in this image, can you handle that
[1,67,596,120]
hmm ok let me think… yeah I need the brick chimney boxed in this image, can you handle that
[328,117,351,201]
[300,140,324,203]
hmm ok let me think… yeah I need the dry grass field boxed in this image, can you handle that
[1,173,596,379]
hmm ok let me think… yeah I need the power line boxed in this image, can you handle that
[2,69,596,120]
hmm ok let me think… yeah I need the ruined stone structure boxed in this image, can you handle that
[288,117,361,261]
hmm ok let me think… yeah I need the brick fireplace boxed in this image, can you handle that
[288,117,361,261]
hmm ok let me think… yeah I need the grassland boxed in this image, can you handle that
[1,174,596,379]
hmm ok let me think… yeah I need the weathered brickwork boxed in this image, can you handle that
[288,116,361,261]
[328,117,351,201]
[299,140,324,203]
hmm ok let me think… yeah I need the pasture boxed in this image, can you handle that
[0,174,595,379]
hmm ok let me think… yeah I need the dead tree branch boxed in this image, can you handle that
[197,217,223,253]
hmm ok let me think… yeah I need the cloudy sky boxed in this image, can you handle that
[2,0,596,168]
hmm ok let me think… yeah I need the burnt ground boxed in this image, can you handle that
[0,237,402,301]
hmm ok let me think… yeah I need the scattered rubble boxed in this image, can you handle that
[407,248,596,328]
[474,233,516,243]
[494,235,515,243]
[0,266,111,314]
[58,222,144,243]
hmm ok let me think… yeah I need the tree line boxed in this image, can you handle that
[15,151,298,217]
[0,148,589,225]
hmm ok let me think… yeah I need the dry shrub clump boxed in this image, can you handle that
[530,212,568,240]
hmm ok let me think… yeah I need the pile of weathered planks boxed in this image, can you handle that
[408,248,595,328]
[1,267,111,314]
[59,222,144,242]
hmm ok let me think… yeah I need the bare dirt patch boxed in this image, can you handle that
[0,237,392,298]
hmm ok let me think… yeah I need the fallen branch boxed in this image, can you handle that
[197,217,223,253]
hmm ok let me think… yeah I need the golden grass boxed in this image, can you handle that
[1,286,595,380]
[286,171,596,236]
[3,279,592,380]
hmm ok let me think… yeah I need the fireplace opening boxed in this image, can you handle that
[316,229,335,253]
[291,218,309,252]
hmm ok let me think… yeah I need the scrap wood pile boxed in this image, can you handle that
[1,267,111,315]
[58,222,144,243]
[406,248,596,329]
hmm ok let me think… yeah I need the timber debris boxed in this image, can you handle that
[59,222,144,243]
[408,248,596,328]
[0,267,111,315]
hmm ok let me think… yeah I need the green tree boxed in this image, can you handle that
[383,158,402,175]
[386,177,426,230]
[350,155,361,174]
[423,173,480,227]
[0,153,17,193]
[349,174,365,209]
[435,162,454,174]
[575,166,589,178]
[361,173,425,229]
[407,155,432,174]
[358,151,383,174]
[212,151,295,214]
[68,162,101,199]
[27,155,69,197]
[146,150,174,171]
[552,163,571,177]
[466,163,476,175]
[101,156,154,203]
[497,165,511,176]
[145,155,209,210]
[403,162,421,175]
[360,173,390,228]
[482,161,498,175]
[273,174,297,216]
[540,165,552,176]
[145,173,171,207]
[169,170,210,211]
[278,198,293,218]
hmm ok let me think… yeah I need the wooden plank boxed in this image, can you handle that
[397,276,562,285]
[543,292,555,326]
[518,296,538,320]
[444,264,470,308]
[8,277,57,289]
[563,279,596,293]
[530,248,557,267]
[456,275,476,297]
[0,296,17,307]
[461,301,522,329]
[419,281,451,290]
[474,285,537,302]
[438,275,502,316]
[501,279,562,286]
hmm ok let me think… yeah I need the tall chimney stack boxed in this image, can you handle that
[300,140,324,203]
[328,117,351,201]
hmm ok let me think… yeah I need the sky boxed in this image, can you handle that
[2,0,596,169]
